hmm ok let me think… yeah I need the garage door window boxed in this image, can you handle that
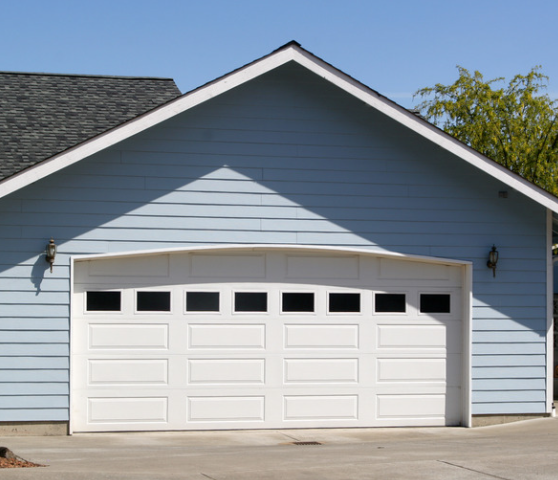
[282,292,314,312]
[234,292,267,312]
[186,292,220,312]
[86,291,121,312]
[328,293,360,313]
[375,293,406,313]
[137,291,171,312]
[420,294,451,313]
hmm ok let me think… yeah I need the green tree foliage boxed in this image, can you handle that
[414,67,558,195]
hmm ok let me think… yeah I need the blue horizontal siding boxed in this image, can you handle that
[473,331,545,343]
[473,402,546,415]
[0,278,69,292]
[473,294,546,307]
[473,343,546,355]
[473,390,546,403]
[2,383,69,395]
[0,199,22,212]
[0,396,68,409]
[474,319,546,331]
[0,319,69,330]
[474,378,546,390]
[473,306,546,320]
[0,357,69,369]
[472,367,546,378]
[3,213,544,238]
[0,409,68,422]
[0,292,69,305]
[472,355,546,367]
[0,344,69,356]
[0,370,68,382]
[0,264,70,278]
[0,331,69,343]
[0,305,69,317]
[0,61,549,422]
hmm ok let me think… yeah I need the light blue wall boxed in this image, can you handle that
[0,62,548,422]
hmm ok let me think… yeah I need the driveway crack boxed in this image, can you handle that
[437,460,512,480]
[200,473,219,480]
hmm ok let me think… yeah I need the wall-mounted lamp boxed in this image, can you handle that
[45,238,57,273]
[487,245,499,278]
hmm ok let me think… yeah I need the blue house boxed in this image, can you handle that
[1,42,557,434]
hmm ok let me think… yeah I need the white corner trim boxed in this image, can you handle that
[546,209,554,414]
[461,263,473,427]
[2,43,558,214]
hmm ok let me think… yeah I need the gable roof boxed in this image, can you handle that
[1,41,558,216]
[0,71,181,180]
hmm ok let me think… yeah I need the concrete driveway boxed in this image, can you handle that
[2,418,558,479]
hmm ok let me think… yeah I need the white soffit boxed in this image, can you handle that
[2,42,558,214]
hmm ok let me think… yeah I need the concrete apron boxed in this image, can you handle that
[2,418,558,479]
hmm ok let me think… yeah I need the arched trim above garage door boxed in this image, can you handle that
[70,245,472,433]
[71,243,473,266]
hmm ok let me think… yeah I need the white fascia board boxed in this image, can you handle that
[3,43,558,214]
[546,209,554,413]
[71,243,471,267]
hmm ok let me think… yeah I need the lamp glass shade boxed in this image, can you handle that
[488,246,498,266]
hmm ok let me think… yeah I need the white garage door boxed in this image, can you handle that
[71,249,464,432]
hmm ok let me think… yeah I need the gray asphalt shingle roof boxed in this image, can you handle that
[0,72,181,180]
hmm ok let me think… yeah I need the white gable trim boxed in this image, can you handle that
[291,48,558,213]
[2,42,558,213]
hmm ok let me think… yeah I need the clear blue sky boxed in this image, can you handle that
[2,0,557,108]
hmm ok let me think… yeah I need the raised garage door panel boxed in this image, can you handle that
[72,251,463,432]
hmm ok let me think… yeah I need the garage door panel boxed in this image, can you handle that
[377,358,446,383]
[376,322,462,354]
[188,396,265,422]
[72,250,464,431]
[188,324,266,349]
[284,358,359,384]
[377,394,446,419]
[284,324,359,349]
[89,324,169,350]
[377,324,446,349]
[88,397,169,424]
[187,359,266,385]
[283,395,359,421]
[89,359,169,385]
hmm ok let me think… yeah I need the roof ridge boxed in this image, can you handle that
[0,71,176,81]
[271,40,302,53]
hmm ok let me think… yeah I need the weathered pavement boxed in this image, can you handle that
[2,418,558,479]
